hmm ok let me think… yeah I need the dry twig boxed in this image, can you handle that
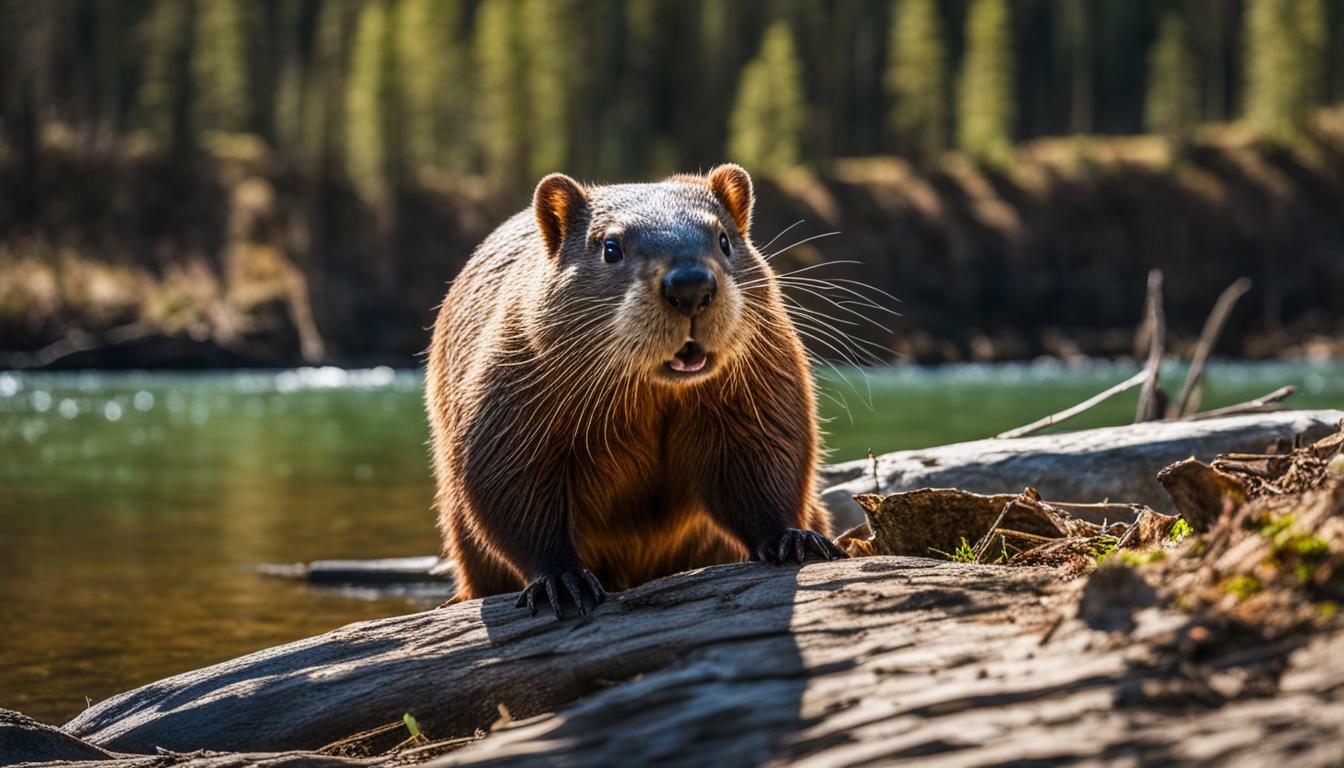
[994,370,1148,439]
[1184,385,1295,421]
[1134,269,1166,423]
[1170,277,1253,418]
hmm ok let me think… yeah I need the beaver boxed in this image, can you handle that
[425,164,844,619]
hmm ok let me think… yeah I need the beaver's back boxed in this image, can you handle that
[425,211,537,436]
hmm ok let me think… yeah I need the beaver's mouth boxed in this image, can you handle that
[665,340,710,375]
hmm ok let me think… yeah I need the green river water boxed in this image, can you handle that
[1,361,1341,723]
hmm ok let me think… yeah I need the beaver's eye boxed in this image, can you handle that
[603,238,623,264]
[718,232,731,256]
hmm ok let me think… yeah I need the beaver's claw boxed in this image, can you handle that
[516,567,607,619]
[756,528,848,564]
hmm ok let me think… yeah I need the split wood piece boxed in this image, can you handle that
[1157,459,1249,532]
[853,487,1167,567]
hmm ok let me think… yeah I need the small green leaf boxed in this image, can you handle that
[403,712,421,739]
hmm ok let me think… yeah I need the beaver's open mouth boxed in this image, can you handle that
[665,340,710,374]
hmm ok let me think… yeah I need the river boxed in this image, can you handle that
[1,361,1341,723]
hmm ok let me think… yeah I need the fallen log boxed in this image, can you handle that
[819,410,1343,529]
[50,549,1344,767]
[256,556,451,585]
[63,558,1059,756]
[0,709,122,766]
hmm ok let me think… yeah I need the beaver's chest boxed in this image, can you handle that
[564,426,738,588]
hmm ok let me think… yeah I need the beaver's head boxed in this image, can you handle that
[529,164,773,387]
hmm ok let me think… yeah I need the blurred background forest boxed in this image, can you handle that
[2,0,1344,367]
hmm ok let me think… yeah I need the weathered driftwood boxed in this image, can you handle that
[59,558,1053,757]
[44,549,1344,768]
[819,410,1344,529]
[0,709,122,766]
[256,556,450,585]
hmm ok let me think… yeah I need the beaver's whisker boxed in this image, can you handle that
[576,349,623,458]
[762,230,842,262]
[775,276,903,318]
[783,301,862,327]
[492,316,619,367]
[768,301,882,407]
[785,307,895,363]
[798,276,905,306]
[788,330,868,415]
[789,315,885,369]
[739,258,865,286]
[755,219,806,254]
[524,358,617,463]
[779,283,894,335]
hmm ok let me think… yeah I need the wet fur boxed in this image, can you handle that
[426,167,830,600]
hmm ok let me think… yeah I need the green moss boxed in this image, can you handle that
[1257,514,1295,539]
[1168,518,1193,543]
[1293,536,1330,560]
[1225,574,1263,600]
[1090,535,1120,566]
[1320,601,1338,619]
[1119,549,1165,566]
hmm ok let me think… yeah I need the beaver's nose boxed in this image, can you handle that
[662,266,717,317]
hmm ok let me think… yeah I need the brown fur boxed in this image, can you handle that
[425,165,834,606]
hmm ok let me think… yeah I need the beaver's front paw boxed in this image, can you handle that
[516,567,607,619]
[755,529,848,564]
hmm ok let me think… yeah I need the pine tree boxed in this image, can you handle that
[306,0,359,179]
[956,0,1015,164]
[470,0,573,191]
[346,0,404,203]
[137,0,198,155]
[1244,0,1326,138]
[885,0,946,160]
[1144,13,1198,142]
[473,0,527,191]
[727,21,806,173]
[521,0,571,179]
[272,0,309,159]
[191,0,249,136]
[397,0,465,174]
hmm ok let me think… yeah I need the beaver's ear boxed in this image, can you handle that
[707,164,754,236]
[533,173,588,257]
